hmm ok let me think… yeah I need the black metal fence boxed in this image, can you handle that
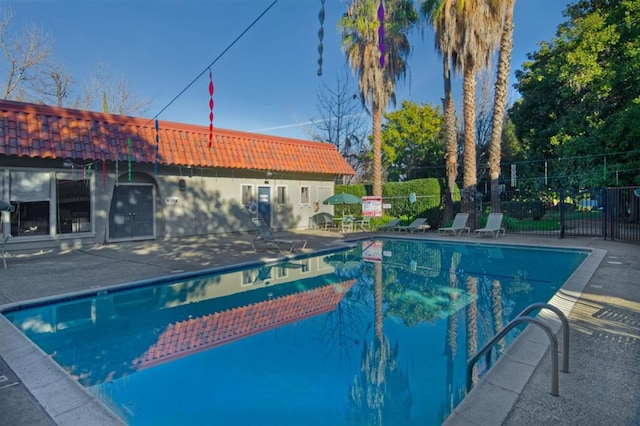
[479,186,640,243]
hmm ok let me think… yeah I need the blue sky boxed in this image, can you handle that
[12,0,572,140]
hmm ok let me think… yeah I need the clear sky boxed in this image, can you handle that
[10,0,573,140]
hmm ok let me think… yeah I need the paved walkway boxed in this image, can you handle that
[0,230,638,425]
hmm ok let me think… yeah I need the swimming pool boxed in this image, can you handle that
[3,239,587,425]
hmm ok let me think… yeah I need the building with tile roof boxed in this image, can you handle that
[0,100,355,250]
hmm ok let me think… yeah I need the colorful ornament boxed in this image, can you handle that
[102,159,107,190]
[209,70,214,148]
[317,0,325,76]
[128,137,133,181]
[378,0,385,68]
[85,164,92,186]
[154,120,159,174]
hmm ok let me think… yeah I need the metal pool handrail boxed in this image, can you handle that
[517,302,570,373]
[466,304,568,397]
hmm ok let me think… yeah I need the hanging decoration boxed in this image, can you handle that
[378,0,385,68]
[85,164,92,186]
[209,69,214,148]
[102,159,107,190]
[115,159,119,187]
[317,0,325,76]
[128,137,133,181]
[154,120,159,174]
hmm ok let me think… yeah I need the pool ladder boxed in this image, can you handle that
[466,302,569,397]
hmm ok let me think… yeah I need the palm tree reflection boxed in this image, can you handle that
[349,262,412,424]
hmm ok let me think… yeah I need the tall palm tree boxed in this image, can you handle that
[339,0,418,197]
[489,0,515,212]
[422,0,505,225]
[456,0,505,225]
[421,0,459,223]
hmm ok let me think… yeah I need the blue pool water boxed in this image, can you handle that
[4,239,587,425]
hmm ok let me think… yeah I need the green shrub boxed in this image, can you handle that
[336,178,459,228]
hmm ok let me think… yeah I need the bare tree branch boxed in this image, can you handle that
[0,6,52,100]
[77,58,151,116]
[307,67,371,181]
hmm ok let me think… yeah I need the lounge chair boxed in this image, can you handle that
[474,213,505,238]
[438,213,470,236]
[377,218,401,232]
[1,234,10,269]
[394,218,430,233]
[251,218,307,253]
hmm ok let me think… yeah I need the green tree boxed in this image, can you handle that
[339,0,418,197]
[510,0,640,187]
[381,100,445,181]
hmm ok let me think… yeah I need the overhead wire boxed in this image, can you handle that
[138,0,280,131]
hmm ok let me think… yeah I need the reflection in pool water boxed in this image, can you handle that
[5,239,587,425]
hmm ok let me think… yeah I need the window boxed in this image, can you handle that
[57,178,91,234]
[300,186,310,205]
[277,265,288,278]
[242,185,254,206]
[242,269,255,285]
[9,171,51,237]
[300,258,310,273]
[276,186,287,205]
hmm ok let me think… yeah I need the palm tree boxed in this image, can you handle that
[421,0,459,224]
[422,0,505,225]
[339,0,418,197]
[488,0,515,213]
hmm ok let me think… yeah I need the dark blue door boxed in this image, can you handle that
[258,186,271,227]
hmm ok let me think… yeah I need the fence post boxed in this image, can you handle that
[559,188,565,239]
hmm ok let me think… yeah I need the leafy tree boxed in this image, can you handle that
[510,0,640,187]
[339,0,418,197]
[381,100,445,181]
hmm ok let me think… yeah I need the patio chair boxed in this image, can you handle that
[474,213,506,238]
[394,218,431,233]
[251,218,307,253]
[438,213,470,236]
[354,216,372,231]
[1,234,10,269]
[340,215,355,233]
[377,218,401,232]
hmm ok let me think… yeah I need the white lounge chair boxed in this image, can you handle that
[251,218,307,253]
[394,218,430,233]
[438,213,470,236]
[377,218,401,232]
[474,213,506,238]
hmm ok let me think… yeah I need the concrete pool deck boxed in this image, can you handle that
[0,230,638,425]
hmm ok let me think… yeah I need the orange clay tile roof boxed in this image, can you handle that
[133,280,356,370]
[0,100,355,176]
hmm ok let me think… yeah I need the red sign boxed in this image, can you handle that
[362,196,382,217]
